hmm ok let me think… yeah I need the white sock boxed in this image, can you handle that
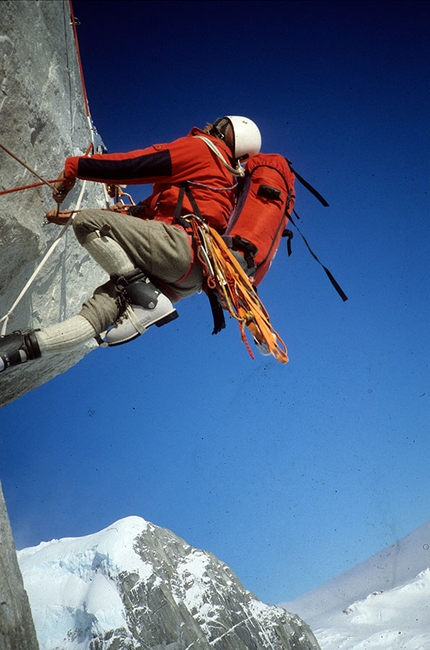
[84,235,135,277]
[36,315,97,352]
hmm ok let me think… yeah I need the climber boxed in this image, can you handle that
[0,116,262,372]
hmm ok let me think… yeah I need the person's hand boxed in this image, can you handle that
[52,170,75,204]
[108,202,130,213]
[45,209,75,225]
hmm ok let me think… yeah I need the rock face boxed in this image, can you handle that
[0,482,39,649]
[0,0,107,407]
[18,516,321,650]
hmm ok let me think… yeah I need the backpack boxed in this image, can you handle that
[223,153,348,302]
[222,153,295,286]
[172,150,347,339]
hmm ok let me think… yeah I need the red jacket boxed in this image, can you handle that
[64,128,237,232]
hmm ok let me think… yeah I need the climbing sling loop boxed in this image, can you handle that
[193,135,245,178]
[186,214,289,364]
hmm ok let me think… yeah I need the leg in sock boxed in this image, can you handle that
[35,315,97,353]
[81,231,136,277]
[0,316,96,373]
[76,226,178,345]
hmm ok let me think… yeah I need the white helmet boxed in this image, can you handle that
[212,115,262,159]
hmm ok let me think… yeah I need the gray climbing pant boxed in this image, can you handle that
[73,209,204,333]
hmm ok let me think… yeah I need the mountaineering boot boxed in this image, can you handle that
[106,269,178,346]
[0,331,41,372]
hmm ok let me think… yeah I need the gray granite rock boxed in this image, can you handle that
[0,0,107,407]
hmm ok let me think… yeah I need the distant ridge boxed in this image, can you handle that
[282,520,430,649]
[283,519,430,624]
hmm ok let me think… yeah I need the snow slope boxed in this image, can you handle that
[283,520,430,650]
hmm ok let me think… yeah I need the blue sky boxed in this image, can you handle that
[1,0,429,606]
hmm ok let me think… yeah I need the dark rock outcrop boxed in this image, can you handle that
[0,482,39,649]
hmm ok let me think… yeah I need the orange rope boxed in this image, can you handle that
[194,219,289,364]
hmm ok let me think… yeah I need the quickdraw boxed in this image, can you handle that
[186,215,289,364]
[105,184,135,206]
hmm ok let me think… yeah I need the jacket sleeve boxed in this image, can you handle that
[63,134,231,186]
[64,144,173,185]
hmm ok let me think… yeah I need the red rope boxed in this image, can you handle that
[0,141,61,192]
[69,0,90,118]
[0,180,63,197]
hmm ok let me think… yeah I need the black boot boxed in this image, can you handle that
[0,331,41,372]
[113,269,165,309]
[107,269,178,346]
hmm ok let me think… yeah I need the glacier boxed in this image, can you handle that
[16,514,430,650]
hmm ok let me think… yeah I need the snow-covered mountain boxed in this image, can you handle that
[18,516,321,650]
[17,515,430,649]
[283,520,430,650]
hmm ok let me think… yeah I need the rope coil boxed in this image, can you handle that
[188,216,289,364]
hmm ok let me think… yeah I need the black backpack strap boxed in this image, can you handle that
[286,159,329,207]
[282,228,294,256]
[285,160,346,301]
[289,210,348,302]
[173,183,187,226]
[173,182,204,224]
[184,183,203,219]
[208,288,226,334]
